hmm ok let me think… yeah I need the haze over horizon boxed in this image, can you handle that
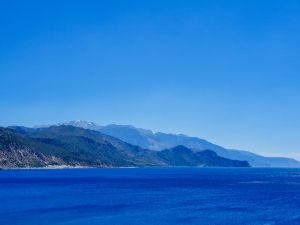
[1,1,300,159]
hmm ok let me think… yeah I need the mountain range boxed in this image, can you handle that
[36,120,300,168]
[0,125,250,169]
[1,120,299,168]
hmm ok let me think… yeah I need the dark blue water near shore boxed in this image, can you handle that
[1,168,300,225]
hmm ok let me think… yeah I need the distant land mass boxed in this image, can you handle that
[36,121,300,168]
[0,126,249,169]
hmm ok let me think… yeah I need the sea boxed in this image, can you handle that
[0,168,300,225]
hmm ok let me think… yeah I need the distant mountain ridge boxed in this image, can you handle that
[38,121,300,167]
[0,126,249,168]
[158,145,249,167]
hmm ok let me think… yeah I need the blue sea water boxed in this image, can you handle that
[1,168,300,225]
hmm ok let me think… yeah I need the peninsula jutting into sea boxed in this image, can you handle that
[1,121,299,169]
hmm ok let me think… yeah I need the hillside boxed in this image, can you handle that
[0,126,250,169]
[158,145,250,167]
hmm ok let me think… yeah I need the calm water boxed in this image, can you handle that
[0,168,300,225]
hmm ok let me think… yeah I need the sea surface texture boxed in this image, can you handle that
[0,168,300,225]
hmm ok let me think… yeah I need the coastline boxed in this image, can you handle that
[0,165,140,170]
[0,165,94,170]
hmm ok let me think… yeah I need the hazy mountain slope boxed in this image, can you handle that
[47,121,300,167]
[99,125,300,167]
[208,147,300,167]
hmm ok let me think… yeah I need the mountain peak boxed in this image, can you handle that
[61,120,101,127]
[36,120,102,130]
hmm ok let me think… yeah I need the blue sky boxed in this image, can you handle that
[1,0,300,158]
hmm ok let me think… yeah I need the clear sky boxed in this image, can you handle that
[1,0,300,158]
